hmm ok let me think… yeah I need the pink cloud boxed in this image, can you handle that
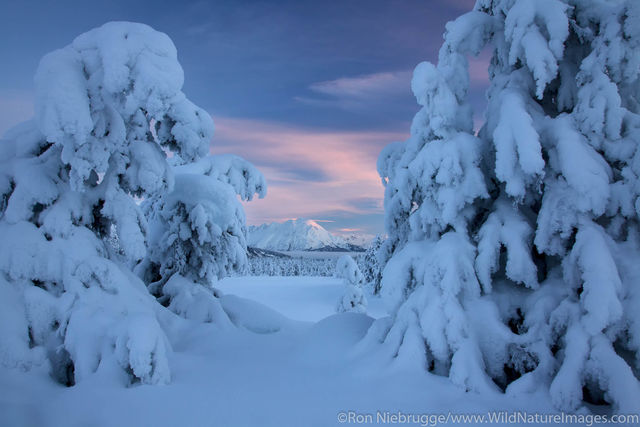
[309,70,412,99]
[297,70,413,112]
[302,52,489,114]
[210,116,408,226]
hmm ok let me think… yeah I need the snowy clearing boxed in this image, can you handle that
[217,276,388,321]
[1,275,559,427]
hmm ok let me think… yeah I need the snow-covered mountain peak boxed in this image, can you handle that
[304,219,324,230]
[247,218,363,251]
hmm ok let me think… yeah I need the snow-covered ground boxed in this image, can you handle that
[217,276,388,321]
[0,275,561,427]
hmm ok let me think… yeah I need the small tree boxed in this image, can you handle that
[360,235,385,294]
[141,155,266,312]
[335,255,367,314]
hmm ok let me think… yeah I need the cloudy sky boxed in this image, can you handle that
[0,0,487,236]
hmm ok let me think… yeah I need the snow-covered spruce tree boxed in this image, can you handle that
[0,22,215,386]
[139,155,265,321]
[373,0,640,412]
[360,235,385,294]
[336,255,367,314]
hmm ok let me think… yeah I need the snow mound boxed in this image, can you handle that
[296,312,374,362]
[219,294,297,334]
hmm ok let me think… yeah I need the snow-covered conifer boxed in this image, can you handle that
[374,0,640,411]
[335,255,367,314]
[0,22,223,386]
[140,155,266,302]
[361,236,385,294]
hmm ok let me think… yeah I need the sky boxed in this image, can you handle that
[0,0,488,237]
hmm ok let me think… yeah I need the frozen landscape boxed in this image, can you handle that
[0,277,558,427]
[0,276,563,427]
[1,0,640,426]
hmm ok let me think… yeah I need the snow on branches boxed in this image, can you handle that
[376,0,640,412]
[335,255,367,314]
[0,22,264,387]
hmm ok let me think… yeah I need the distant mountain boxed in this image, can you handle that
[340,233,375,248]
[247,219,364,251]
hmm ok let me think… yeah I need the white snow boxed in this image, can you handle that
[217,276,385,321]
[0,275,563,427]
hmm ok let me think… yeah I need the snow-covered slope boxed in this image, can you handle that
[248,219,357,251]
[340,233,374,248]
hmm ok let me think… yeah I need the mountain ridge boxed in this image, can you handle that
[247,219,367,251]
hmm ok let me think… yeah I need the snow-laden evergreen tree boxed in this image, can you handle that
[139,155,266,317]
[360,235,385,294]
[0,22,253,386]
[335,255,367,314]
[373,0,640,412]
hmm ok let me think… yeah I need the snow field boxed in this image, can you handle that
[1,275,558,427]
